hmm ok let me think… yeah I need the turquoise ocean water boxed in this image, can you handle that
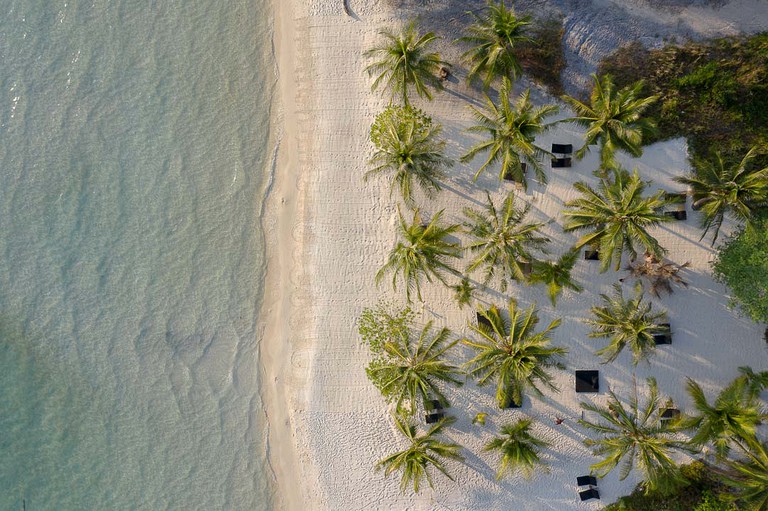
[0,1,275,509]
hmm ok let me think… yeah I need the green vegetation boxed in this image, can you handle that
[364,22,448,106]
[561,74,658,170]
[461,78,559,185]
[358,301,415,355]
[367,106,453,208]
[528,249,583,306]
[376,414,463,493]
[457,0,531,89]
[723,439,768,511]
[602,461,737,511]
[483,418,549,479]
[586,283,667,365]
[598,34,768,164]
[674,147,768,244]
[462,191,550,292]
[712,211,768,324]
[579,377,693,495]
[375,208,462,302]
[562,167,672,272]
[463,300,565,408]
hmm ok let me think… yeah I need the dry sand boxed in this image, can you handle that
[262,0,768,509]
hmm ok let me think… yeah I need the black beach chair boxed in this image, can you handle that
[576,370,599,393]
[577,475,598,487]
[579,488,600,501]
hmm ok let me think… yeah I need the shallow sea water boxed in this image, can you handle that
[0,1,275,509]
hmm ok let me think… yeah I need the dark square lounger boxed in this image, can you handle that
[551,157,572,168]
[577,475,598,487]
[576,370,599,393]
[579,488,600,501]
[476,311,492,330]
[654,323,672,345]
[425,411,445,424]
[426,399,443,411]
[660,408,680,423]
[584,249,599,261]
[552,143,573,154]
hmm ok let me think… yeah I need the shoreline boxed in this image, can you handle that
[259,1,768,510]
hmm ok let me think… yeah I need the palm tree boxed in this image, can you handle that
[366,321,464,415]
[377,413,463,493]
[376,208,462,302]
[366,106,453,207]
[457,0,532,89]
[463,300,566,408]
[463,191,550,292]
[562,74,658,170]
[528,249,583,305]
[484,418,549,479]
[724,439,768,511]
[562,167,672,272]
[680,376,765,460]
[674,147,768,244]
[461,78,559,186]
[364,22,448,106]
[625,251,690,298]
[586,282,667,365]
[579,377,692,495]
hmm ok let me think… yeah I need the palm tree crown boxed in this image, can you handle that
[528,249,584,305]
[461,78,559,186]
[579,377,693,495]
[367,106,453,207]
[376,208,462,302]
[562,74,658,169]
[458,0,532,89]
[364,22,448,106]
[674,147,768,244]
[463,300,565,408]
[724,439,768,511]
[366,321,464,415]
[681,375,766,460]
[463,191,550,292]
[484,418,550,479]
[377,414,463,493]
[586,282,667,365]
[562,167,672,272]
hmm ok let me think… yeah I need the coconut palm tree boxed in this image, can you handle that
[586,282,667,365]
[461,78,559,186]
[528,249,583,305]
[366,106,453,207]
[562,74,658,170]
[562,167,672,272]
[364,22,448,106]
[579,377,692,495]
[463,300,566,408]
[625,251,690,298]
[376,208,462,303]
[738,366,768,398]
[457,0,532,89]
[366,321,464,415]
[376,413,463,493]
[484,418,550,479]
[724,439,768,511]
[680,376,766,460]
[673,147,768,244]
[463,191,550,292]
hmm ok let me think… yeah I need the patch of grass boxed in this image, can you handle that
[598,33,768,166]
[602,462,737,511]
[515,16,566,95]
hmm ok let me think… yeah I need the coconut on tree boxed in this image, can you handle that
[680,375,766,460]
[376,208,462,303]
[364,21,448,106]
[586,282,668,365]
[461,78,559,186]
[365,320,464,415]
[463,191,550,292]
[674,147,768,244]
[376,413,463,493]
[562,167,672,272]
[366,106,453,208]
[528,249,583,305]
[463,300,566,408]
[579,377,693,495]
[561,74,658,171]
[457,0,532,89]
[484,418,550,479]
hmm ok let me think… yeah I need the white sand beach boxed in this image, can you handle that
[263,0,768,509]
